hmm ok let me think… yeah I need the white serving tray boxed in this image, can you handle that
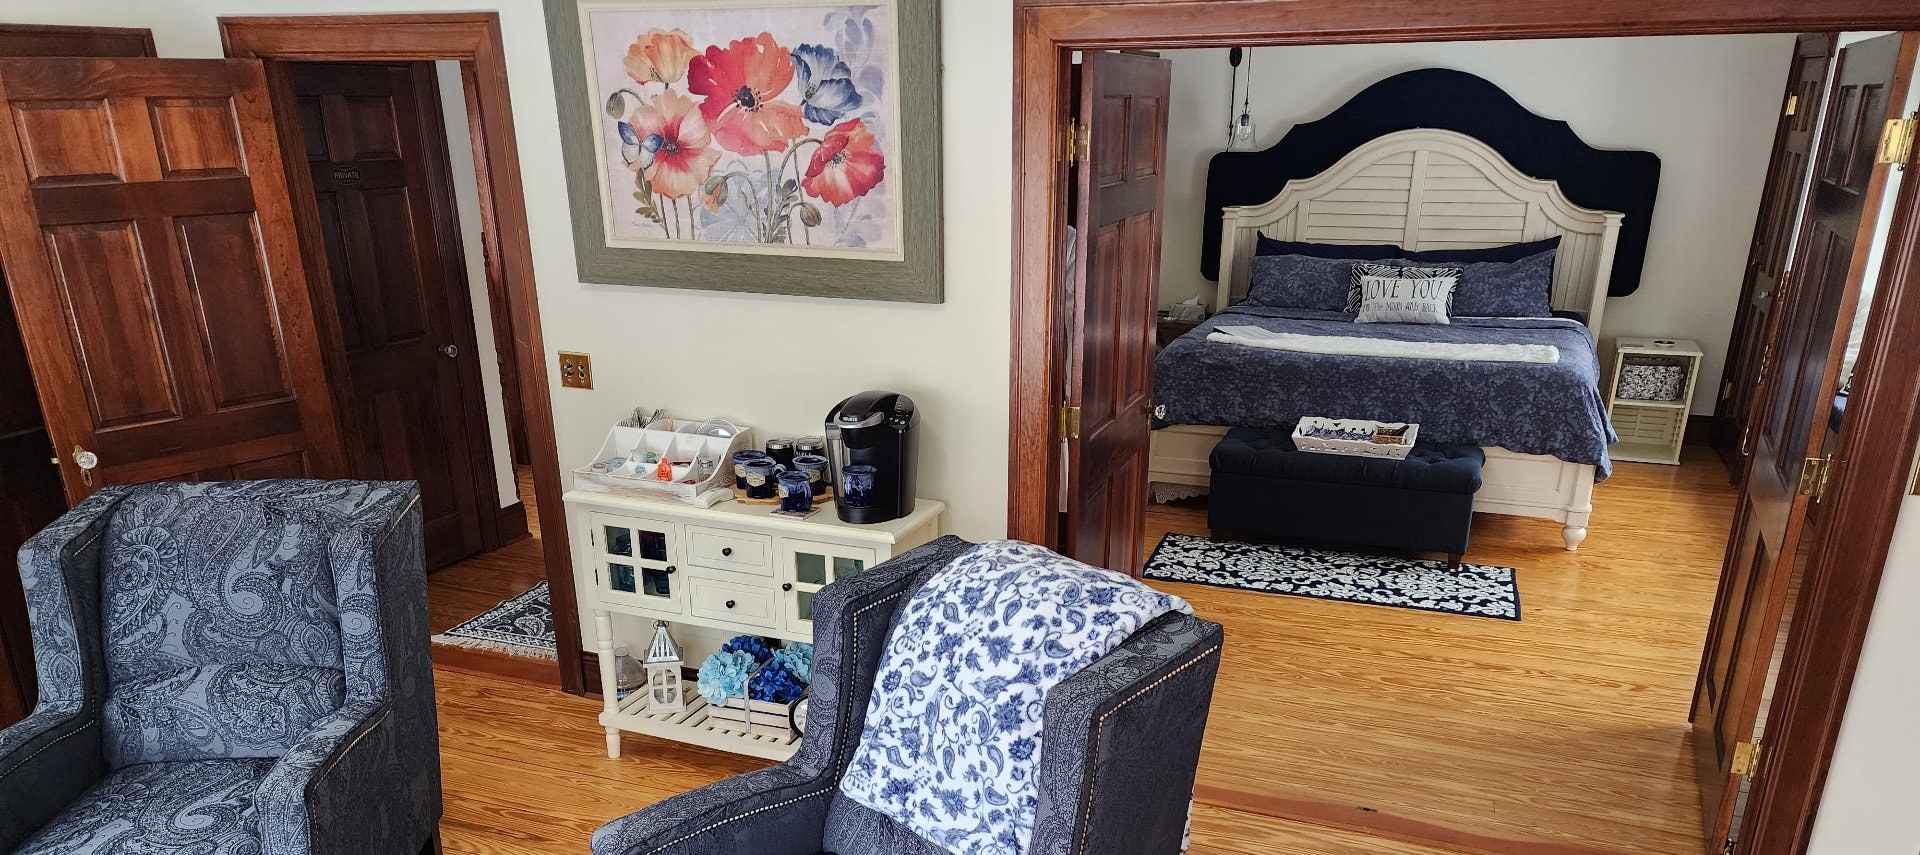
[574,418,753,500]
[1292,417,1420,460]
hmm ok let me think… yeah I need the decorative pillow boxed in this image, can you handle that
[1450,247,1558,317]
[1246,253,1367,312]
[1255,236,1401,260]
[1351,263,1460,324]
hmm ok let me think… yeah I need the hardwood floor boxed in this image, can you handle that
[428,466,559,685]
[428,450,1733,854]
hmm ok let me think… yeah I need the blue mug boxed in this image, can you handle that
[840,464,877,509]
[792,454,831,494]
[776,470,814,513]
[732,449,770,490]
[743,458,783,500]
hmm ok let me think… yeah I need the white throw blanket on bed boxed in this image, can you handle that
[1208,324,1561,364]
[838,540,1192,855]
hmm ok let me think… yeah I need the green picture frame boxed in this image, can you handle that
[541,0,943,302]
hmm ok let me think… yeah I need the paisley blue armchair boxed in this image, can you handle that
[592,536,1225,855]
[0,480,443,855]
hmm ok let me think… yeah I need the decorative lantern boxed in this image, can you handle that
[644,620,685,712]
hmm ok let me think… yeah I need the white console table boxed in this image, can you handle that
[564,488,945,760]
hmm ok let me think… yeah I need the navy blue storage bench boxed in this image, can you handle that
[1207,427,1485,565]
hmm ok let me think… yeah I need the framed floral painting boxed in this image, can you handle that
[543,0,942,302]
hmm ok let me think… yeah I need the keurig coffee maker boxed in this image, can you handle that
[824,391,917,524]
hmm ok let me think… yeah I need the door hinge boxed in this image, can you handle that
[1057,405,1082,440]
[1063,120,1090,164]
[1784,94,1798,117]
[1798,455,1834,502]
[1731,740,1763,777]
[1876,114,1916,168]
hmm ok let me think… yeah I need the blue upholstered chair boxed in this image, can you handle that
[0,480,443,855]
[592,536,1225,855]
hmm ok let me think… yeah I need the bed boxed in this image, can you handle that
[1149,128,1625,551]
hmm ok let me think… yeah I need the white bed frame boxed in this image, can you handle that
[1151,128,1624,551]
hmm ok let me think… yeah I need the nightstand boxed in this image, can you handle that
[1605,337,1704,465]
[1157,316,1203,348]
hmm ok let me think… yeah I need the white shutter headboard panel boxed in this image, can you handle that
[1216,128,1624,331]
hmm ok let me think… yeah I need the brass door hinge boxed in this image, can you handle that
[1063,120,1090,164]
[1057,405,1082,440]
[1876,114,1916,167]
[1784,94,1798,117]
[1731,740,1763,777]
[1798,455,1834,502]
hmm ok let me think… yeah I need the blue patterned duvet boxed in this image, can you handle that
[1153,306,1616,479]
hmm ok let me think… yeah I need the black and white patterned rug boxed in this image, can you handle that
[432,581,557,660]
[1144,533,1521,620]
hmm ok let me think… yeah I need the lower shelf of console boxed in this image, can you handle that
[601,689,800,762]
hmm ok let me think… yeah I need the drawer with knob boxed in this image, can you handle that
[686,526,774,577]
[685,574,778,629]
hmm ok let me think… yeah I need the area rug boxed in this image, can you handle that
[432,582,557,660]
[1143,533,1521,620]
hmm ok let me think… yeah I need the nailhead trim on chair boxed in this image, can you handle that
[643,590,906,855]
[1075,644,1222,855]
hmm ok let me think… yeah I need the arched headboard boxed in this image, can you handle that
[1217,128,1624,331]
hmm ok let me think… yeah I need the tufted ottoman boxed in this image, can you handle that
[1207,427,1485,565]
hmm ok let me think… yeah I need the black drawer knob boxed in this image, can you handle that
[724,599,737,609]
[782,583,793,592]
[721,547,733,557]
[665,565,676,575]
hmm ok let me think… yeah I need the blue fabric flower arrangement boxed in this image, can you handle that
[720,635,774,665]
[772,642,813,684]
[750,660,807,704]
[696,649,755,706]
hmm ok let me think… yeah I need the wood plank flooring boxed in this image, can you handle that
[426,450,1734,855]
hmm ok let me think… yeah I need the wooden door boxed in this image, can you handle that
[0,58,346,495]
[0,27,157,731]
[1714,34,1835,475]
[1692,32,1913,853]
[289,63,492,569]
[1061,51,1170,575]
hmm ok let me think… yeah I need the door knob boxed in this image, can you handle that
[438,344,459,358]
[72,445,98,487]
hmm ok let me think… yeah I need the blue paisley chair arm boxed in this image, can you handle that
[254,698,395,855]
[0,489,126,850]
[591,536,977,855]
[1028,612,1225,855]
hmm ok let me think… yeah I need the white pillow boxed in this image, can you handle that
[1351,263,1460,324]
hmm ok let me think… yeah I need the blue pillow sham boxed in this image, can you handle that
[1449,248,1559,318]
[1245,254,1362,312]
[1255,235,1561,264]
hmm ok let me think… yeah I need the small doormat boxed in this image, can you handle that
[432,582,557,660]
[1143,533,1521,620]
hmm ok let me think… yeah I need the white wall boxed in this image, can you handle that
[434,59,518,509]
[0,0,1012,653]
[1160,36,1796,415]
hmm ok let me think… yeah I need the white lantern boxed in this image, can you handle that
[644,620,685,712]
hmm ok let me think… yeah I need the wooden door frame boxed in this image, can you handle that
[1010,3,1920,853]
[220,13,585,694]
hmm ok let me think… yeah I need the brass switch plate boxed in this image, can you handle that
[558,351,593,389]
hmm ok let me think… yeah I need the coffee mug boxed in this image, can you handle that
[743,458,783,500]
[731,449,769,490]
[792,454,831,493]
[840,464,877,509]
[776,470,814,513]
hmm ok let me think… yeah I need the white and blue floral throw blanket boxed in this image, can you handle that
[838,540,1193,855]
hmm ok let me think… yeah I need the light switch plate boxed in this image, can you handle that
[558,351,593,389]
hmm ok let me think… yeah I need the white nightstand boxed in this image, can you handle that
[1605,337,1704,465]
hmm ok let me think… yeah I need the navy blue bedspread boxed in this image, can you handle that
[1152,306,1616,479]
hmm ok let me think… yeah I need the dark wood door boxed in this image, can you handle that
[1062,51,1170,575]
[1691,32,1913,854]
[1714,34,1835,476]
[0,58,347,495]
[0,27,156,730]
[290,63,492,569]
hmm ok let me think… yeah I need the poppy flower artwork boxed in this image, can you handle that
[585,3,903,256]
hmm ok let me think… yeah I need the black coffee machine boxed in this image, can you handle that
[824,391,917,524]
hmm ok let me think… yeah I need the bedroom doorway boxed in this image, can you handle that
[1013,9,1920,855]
